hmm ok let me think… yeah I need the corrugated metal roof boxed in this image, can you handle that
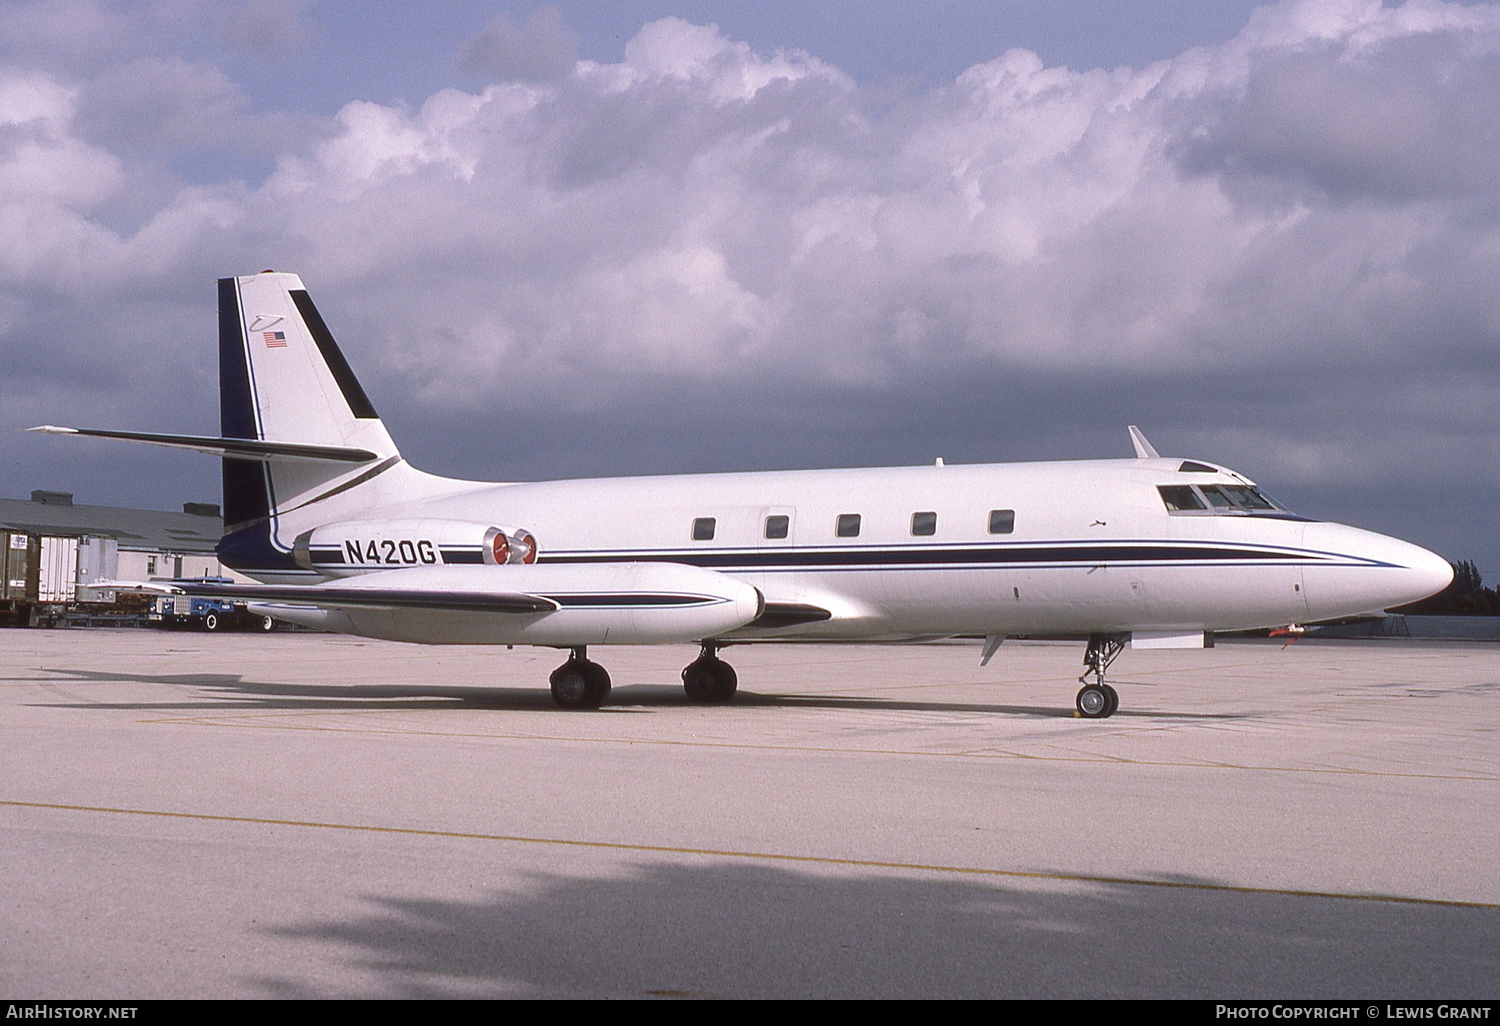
[0,496,222,553]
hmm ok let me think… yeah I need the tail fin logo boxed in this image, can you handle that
[263,331,287,348]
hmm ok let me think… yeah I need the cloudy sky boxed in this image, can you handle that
[3,0,1498,575]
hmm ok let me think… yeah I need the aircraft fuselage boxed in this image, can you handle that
[257,456,1451,644]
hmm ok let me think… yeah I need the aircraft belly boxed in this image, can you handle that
[738,565,1141,637]
[739,558,1316,638]
[1129,563,1307,632]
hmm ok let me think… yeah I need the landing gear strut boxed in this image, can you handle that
[1077,633,1127,718]
[682,642,737,704]
[550,646,611,709]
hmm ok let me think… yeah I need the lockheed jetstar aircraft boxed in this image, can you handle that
[32,272,1454,717]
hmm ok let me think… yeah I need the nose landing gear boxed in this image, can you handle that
[549,646,611,709]
[682,642,737,704]
[1077,633,1127,718]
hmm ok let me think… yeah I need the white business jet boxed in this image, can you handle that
[32,272,1453,717]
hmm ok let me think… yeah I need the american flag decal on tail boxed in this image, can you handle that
[263,331,287,348]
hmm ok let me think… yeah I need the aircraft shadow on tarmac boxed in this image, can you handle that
[252,860,1500,999]
[29,667,1250,720]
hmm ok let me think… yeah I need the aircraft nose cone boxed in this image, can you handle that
[1404,541,1455,603]
[1301,524,1453,621]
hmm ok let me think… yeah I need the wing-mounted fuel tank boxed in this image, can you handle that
[293,519,538,577]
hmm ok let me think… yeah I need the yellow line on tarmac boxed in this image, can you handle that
[4,798,1497,911]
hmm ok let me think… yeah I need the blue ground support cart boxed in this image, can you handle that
[149,577,276,632]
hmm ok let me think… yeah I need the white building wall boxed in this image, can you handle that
[115,549,240,583]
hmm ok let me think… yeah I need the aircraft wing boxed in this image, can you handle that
[176,562,768,646]
[175,579,558,614]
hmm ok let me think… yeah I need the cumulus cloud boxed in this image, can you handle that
[219,0,313,58]
[75,56,317,162]
[242,1,1500,397]
[5,0,1500,566]
[455,5,578,84]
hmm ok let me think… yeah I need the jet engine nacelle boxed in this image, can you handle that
[293,519,538,577]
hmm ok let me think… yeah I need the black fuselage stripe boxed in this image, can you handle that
[537,545,1335,569]
[275,545,1365,575]
[543,594,720,607]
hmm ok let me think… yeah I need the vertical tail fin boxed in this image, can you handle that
[218,272,407,580]
[219,277,270,532]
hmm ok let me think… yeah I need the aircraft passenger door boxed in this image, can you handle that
[755,505,803,601]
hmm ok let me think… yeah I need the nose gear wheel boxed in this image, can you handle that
[1077,633,1127,718]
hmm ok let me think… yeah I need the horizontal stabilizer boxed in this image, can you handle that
[176,580,559,614]
[27,426,379,463]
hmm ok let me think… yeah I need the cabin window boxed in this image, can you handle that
[1158,486,1206,512]
[988,509,1015,534]
[764,515,789,540]
[836,514,861,538]
[692,517,716,541]
[911,511,937,536]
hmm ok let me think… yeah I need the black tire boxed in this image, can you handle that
[683,657,737,703]
[710,659,738,702]
[1102,684,1119,718]
[550,660,610,709]
[580,660,611,706]
[202,612,220,632]
[1076,684,1109,718]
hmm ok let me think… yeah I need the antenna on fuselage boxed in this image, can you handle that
[1127,425,1160,459]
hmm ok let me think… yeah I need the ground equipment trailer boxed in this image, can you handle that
[0,531,88,626]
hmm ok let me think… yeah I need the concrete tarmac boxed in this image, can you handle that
[1,629,1497,999]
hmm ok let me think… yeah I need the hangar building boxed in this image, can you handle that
[0,490,232,622]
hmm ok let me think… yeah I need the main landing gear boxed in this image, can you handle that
[682,642,737,704]
[547,643,740,709]
[1077,633,1127,719]
[549,647,611,709]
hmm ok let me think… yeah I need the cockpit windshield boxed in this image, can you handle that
[1221,485,1276,510]
[1158,483,1294,516]
[1199,485,1237,509]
